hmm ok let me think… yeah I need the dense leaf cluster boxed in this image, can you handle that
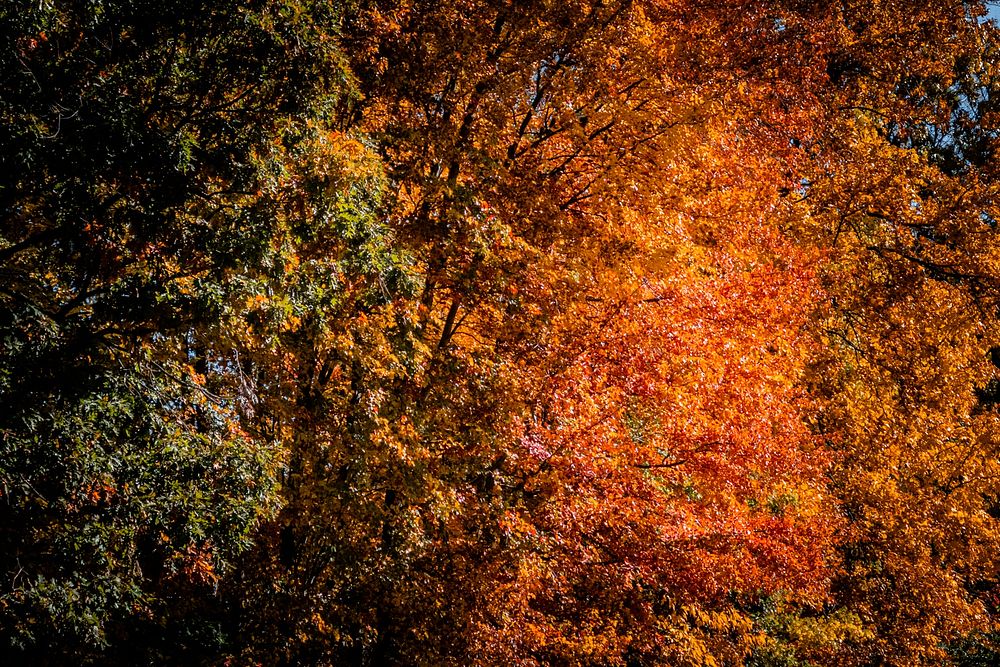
[2,1,1000,666]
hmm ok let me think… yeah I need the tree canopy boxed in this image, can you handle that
[2,1,1000,665]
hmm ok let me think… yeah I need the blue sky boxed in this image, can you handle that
[988,2,1000,22]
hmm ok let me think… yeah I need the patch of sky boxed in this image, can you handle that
[987,2,1000,23]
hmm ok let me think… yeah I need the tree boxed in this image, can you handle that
[776,4,1000,665]
[0,0,351,661]
[230,1,844,663]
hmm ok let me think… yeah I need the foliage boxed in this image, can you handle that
[2,1,1000,665]
[0,0,350,661]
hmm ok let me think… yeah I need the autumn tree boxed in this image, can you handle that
[4,1,1000,666]
[763,4,1000,665]
[230,1,846,664]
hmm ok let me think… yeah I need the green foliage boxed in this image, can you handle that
[749,595,874,667]
[0,0,355,661]
[0,365,275,658]
[948,632,1000,666]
